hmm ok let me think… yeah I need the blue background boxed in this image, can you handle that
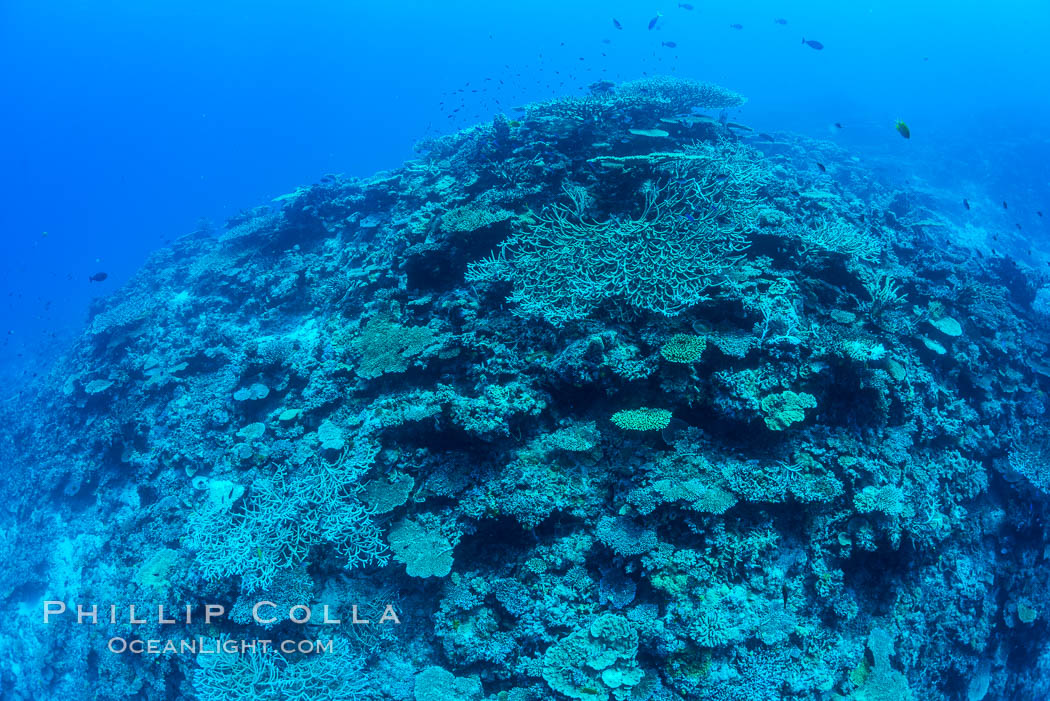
[1,0,1048,390]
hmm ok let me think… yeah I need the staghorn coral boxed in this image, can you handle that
[187,444,388,592]
[194,637,369,701]
[468,141,764,323]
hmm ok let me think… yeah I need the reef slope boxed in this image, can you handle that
[1,77,1049,701]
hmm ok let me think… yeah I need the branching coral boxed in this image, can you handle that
[195,637,368,701]
[468,141,764,323]
[188,442,388,592]
[863,272,908,317]
[789,217,882,262]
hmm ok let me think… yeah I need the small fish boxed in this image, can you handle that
[816,162,827,173]
[894,120,910,139]
[834,122,844,129]
[679,3,694,9]
[963,199,970,210]
[1003,201,1008,209]
[648,13,663,30]
[774,18,788,25]
[613,18,623,30]
[1038,211,1044,217]
[88,272,108,283]
[729,23,744,30]
[802,38,823,49]
[662,41,677,48]
[1017,223,1022,230]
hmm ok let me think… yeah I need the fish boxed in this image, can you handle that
[963,199,971,210]
[1017,223,1022,230]
[1039,211,1044,217]
[679,3,694,9]
[88,272,109,283]
[816,163,827,173]
[1003,201,1008,209]
[802,38,824,49]
[834,122,844,129]
[662,41,677,48]
[648,13,663,30]
[774,18,788,25]
[729,23,744,30]
[894,120,910,139]
[613,18,623,30]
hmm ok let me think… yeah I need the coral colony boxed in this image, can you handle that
[4,76,1050,699]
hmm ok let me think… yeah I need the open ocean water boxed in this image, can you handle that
[1,1,1049,699]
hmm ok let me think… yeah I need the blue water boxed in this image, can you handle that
[2,0,1047,391]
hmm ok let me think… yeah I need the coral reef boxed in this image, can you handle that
[1,76,1049,700]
